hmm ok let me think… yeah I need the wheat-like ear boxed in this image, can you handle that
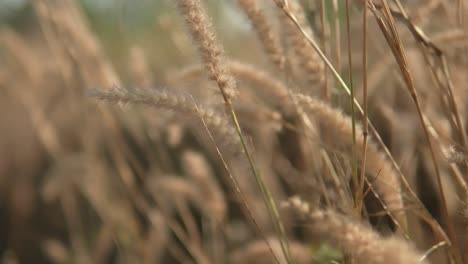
[282,196,427,264]
[88,88,240,149]
[292,94,407,230]
[175,0,237,101]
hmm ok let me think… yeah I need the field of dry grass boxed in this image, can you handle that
[2,0,468,263]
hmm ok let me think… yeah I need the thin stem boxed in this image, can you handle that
[332,0,341,73]
[226,108,294,263]
[357,0,369,218]
[319,0,330,101]
[193,100,281,264]
[345,0,358,215]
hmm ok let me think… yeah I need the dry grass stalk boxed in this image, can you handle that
[282,196,427,264]
[368,2,463,261]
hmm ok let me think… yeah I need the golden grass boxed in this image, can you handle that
[2,0,468,263]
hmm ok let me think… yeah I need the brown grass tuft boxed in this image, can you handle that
[175,0,238,101]
[283,196,426,264]
[292,93,407,230]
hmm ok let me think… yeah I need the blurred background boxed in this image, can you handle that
[0,0,262,81]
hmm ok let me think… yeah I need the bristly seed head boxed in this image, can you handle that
[175,0,238,102]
